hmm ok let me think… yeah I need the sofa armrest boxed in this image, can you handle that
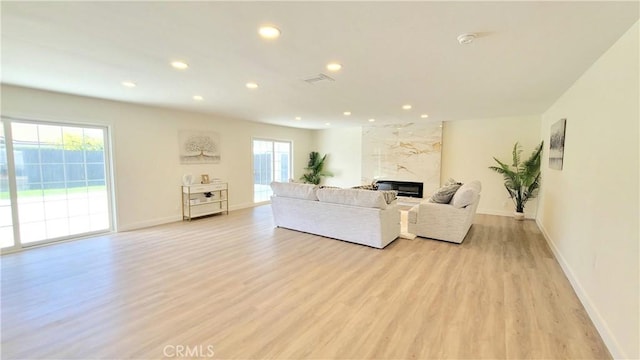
[408,193,480,244]
[410,201,469,223]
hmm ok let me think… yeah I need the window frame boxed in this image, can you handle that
[0,117,115,253]
[251,137,293,204]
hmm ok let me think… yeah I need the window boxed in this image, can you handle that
[253,139,291,202]
[1,118,113,250]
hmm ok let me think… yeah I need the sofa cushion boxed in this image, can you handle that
[450,180,481,208]
[408,204,419,224]
[429,183,462,204]
[317,188,390,209]
[270,182,318,200]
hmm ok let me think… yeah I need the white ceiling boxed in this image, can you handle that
[1,1,638,129]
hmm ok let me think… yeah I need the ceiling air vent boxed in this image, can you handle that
[302,73,335,84]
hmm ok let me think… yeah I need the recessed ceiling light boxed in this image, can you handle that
[457,33,477,45]
[420,114,429,118]
[368,118,376,122]
[326,63,342,72]
[171,61,189,70]
[121,81,136,88]
[246,82,259,89]
[325,122,331,126]
[258,26,281,39]
[295,117,301,121]
[402,104,412,110]
[343,111,351,116]
[193,95,203,101]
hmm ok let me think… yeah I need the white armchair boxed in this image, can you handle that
[407,181,481,244]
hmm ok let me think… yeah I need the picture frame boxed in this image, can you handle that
[549,118,567,170]
[201,174,210,184]
[179,130,221,164]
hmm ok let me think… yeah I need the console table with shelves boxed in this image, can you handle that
[182,182,228,220]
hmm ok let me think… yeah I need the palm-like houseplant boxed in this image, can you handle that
[300,151,332,185]
[489,141,543,219]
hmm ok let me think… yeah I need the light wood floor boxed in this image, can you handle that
[1,205,610,359]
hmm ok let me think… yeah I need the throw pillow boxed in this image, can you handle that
[380,190,397,204]
[450,181,481,208]
[445,178,462,186]
[429,183,462,204]
[351,184,376,190]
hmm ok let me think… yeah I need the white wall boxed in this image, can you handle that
[313,117,541,217]
[1,85,314,231]
[537,21,639,359]
[441,115,541,217]
[313,127,362,187]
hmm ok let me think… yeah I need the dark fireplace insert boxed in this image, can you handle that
[375,180,424,198]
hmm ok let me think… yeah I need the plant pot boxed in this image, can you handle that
[514,212,525,221]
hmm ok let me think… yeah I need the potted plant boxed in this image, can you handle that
[489,141,543,220]
[300,151,333,185]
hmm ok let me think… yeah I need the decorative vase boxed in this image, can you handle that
[514,211,525,221]
[182,174,193,186]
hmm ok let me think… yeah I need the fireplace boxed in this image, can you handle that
[375,180,424,198]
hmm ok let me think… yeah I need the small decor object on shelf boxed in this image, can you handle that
[489,141,543,220]
[182,174,193,186]
[201,174,210,184]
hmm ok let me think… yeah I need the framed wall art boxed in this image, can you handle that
[549,118,566,170]
[179,130,221,164]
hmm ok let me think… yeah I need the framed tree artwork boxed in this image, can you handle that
[179,130,221,164]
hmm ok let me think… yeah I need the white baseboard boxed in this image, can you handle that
[117,203,263,232]
[477,208,512,217]
[230,201,267,211]
[536,219,624,359]
[477,208,536,219]
[117,215,181,232]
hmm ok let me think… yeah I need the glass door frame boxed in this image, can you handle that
[1,117,116,253]
[2,119,21,251]
[251,137,293,204]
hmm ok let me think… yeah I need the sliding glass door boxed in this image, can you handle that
[0,120,15,249]
[1,118,112,250]
[253,139,291,202]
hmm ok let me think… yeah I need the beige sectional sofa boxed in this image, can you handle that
[270,182,400,249]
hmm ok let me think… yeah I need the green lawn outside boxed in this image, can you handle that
[0,185,106,199]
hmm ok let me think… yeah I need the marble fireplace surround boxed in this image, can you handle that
[361,122,442,198]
